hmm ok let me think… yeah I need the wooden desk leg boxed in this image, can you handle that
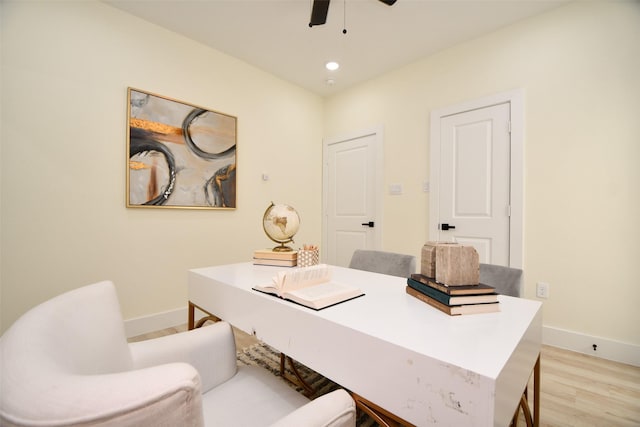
[188,301,220,329]
[278,353,316,397]
[512,352,540,427]
[351,393,416,427]
[188,301,195,330]
[534,354,541,427]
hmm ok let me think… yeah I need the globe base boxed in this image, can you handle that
[272,244,295,252]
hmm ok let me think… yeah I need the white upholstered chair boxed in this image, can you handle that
[0,281,356,427]
[348,249,416,278]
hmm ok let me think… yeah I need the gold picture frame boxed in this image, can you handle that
[127,88,237,209]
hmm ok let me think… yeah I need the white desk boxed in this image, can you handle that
[188,263,542,427]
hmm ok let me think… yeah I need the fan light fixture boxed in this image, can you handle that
[325,61,340,71]
[309,0,396,27]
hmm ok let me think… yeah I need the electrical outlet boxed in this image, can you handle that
[536,282,549,299]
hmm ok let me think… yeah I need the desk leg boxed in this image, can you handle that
[511,354,540,427]
[188,301,195,330]
[534,354,540,427]
[351,393,416,427]
[279,353,316,397]
[512,352,540,427]
[188,301,220,329]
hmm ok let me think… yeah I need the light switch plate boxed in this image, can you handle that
[389,184,403,195]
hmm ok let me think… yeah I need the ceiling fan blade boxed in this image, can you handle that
[309,0,330,27]
[379,0,397,5]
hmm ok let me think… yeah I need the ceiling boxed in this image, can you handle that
[104,0,569,96]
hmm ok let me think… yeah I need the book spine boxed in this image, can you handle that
[410,274,451,294]
[253,251,297,260]
[253,259,296,267]
[407,277,453,306]
[405,286,454,316]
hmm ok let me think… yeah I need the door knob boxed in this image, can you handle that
[440,223,456,231]
[361,221,375,228]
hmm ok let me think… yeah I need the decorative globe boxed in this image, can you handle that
[262,202,300,252]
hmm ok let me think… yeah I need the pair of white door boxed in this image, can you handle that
[323,99,517,267]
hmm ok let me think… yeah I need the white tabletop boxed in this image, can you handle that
[189,262,542,426]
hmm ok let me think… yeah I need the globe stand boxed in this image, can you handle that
[272,241,294,252]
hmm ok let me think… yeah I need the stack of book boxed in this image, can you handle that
[253,249,297,267]
[406,273,499,315]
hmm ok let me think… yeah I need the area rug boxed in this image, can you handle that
[237,343,378,427]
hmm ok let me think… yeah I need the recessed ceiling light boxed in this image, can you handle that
[325,61,340,71]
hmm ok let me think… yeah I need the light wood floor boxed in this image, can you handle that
[129,325,640,426]
[532,345,640,426]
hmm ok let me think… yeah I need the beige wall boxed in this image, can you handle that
[0,0,324,331]
[324,1,640,347]
[2,0,639,353]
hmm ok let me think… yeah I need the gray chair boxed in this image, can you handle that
[479,263,523,297]
[348,249,416,278]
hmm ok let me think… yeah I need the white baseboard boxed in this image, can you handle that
[124,307,187,338]
[543,325,640,367]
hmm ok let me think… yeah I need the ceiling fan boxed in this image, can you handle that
[309,0,397,27]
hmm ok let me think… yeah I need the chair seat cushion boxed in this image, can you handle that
[202,365,309,426]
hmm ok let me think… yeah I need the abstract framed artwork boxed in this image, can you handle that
[127,88,237,209]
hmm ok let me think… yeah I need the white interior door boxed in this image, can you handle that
[436,103,511,265]
[322,128,382,267]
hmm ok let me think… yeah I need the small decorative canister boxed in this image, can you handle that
[297,245,319,267]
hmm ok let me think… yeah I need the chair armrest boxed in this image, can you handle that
[269,390,356,427]
[128,321,237,392]
[1,363,203,427]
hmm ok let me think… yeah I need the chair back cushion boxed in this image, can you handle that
[349,250,416,278]
[2,280,133,374]
[1,281,136,424]
[479,264,523,297]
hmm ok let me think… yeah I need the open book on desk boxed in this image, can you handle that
[252,264,364,310]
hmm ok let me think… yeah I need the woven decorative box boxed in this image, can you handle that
[297,249,319,267]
